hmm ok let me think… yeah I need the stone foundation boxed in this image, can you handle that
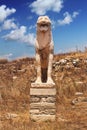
[30,83,56,121]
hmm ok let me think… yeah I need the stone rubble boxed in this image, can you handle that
[75,92,83,96]
[5,113,18,119]
[71,97,87,105]
[53,57,87,71]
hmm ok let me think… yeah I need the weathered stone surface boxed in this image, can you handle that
[30,109,39,114]
[31,83,55,88]
[41,109,56,115]
[46,97,56,102]
[30,96,56,103]
[30,115,56,121]
[30,88,56,96]
[40,97,46,102]
[30,109,55,115]
[30,97,40,103]
[35,16,54,83]
[30,102,56,109]
[30,85,56,121]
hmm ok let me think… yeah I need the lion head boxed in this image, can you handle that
[36,16,52,50]
[37,16,51,32]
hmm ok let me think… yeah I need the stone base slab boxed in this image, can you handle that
[30,84,56,121]
[30,88,56,96]
[31,83,55,88]
[30,115,56,121]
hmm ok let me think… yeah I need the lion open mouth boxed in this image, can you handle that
[40,23,49,32]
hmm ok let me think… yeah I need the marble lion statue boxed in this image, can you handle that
[35,16,54,84]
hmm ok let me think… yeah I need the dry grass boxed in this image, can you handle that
[0,51,87,130]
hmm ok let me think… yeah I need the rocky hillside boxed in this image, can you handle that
[0,51,87,130]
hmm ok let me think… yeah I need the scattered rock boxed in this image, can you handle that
[55,61,60,65]
[53,57,83,71]
[17,68,26,73]
[65,63,73,69]
[71,97,87,105]
[72,59,79,67]
[13,76,17,80]
[59,59,67,65]
[54,66,59,72]
[75,92,83,96]
[5,113,18,119]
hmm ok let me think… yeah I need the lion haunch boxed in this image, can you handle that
[35,16,54,84]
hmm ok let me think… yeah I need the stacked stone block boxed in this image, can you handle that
[30,83,56,121]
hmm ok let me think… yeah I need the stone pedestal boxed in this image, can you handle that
[30,83,56,121]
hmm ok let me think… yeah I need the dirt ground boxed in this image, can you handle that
[0,51,87,130]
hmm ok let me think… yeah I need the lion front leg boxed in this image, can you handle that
[35,53,42,83]
[47,53,55,84]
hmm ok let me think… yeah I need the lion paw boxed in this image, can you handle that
[47,78,55,85]
[35,78,42,84]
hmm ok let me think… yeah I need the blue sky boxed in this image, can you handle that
[0,0,87,60]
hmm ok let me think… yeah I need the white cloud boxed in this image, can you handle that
[29,25,36,30]
[3,26,35,45]
[72,11,79,18]
[29,0,63,15]
[58,11,79,26]
[4,26,26,40]
[58,12,72,25]
[21,33,35,45]
[0,5,16,22]
[2,19,17,30]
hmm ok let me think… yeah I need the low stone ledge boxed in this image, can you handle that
[31,83,55,88]
[30,88,56,96]
[30,114,56,121]
[30,102,56,109]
